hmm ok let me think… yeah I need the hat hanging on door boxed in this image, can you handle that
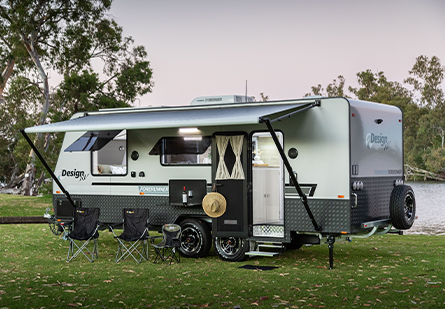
[202,192,227,218]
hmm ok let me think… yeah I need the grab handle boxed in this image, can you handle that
[351,193,358,208]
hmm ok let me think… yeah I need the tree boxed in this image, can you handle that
[405,55,444,109]
[253,92,269,102]
[0,0,153,195]
[405,55,445,151]
[304,75,346,97]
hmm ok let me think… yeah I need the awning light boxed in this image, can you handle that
[179,127,199,133]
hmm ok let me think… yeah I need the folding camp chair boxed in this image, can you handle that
[109,208,151,263]
[152,224,181,264]
[66,207,101,262]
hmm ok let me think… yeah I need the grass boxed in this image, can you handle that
[0,195,444,308]
[0,194,52,217]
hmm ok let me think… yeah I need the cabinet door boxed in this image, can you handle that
[265,168,280,222]
[252,168,267,224]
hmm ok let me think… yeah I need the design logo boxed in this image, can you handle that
[366,133,390,150]
[59,169,89,181]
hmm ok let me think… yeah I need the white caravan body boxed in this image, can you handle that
[24,96,413,263]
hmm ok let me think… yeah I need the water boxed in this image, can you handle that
[404,181,445,235]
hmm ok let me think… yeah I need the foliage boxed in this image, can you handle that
[304,75,346,97]
[0,0,153,194]
[423,147,445,175]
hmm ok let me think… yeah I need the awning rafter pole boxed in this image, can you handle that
[260,104,322,231]
[268,100,320,123]
[20,129,76,207]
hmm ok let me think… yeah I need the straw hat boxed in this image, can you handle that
[202,192,227,218]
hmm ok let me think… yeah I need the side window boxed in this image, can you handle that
[149,136,212,166]
[92,130,127,175]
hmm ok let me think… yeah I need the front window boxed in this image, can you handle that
[149,136,212,166]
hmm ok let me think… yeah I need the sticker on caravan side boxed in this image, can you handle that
[366,133,391,150]
[57,169,89,181]
[138,186,169,195]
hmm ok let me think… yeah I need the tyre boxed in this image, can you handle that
[213,236,248,262]
[179,218,212,258]
[390,185,416,230]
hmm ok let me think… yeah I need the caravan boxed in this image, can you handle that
[23,96,416,268]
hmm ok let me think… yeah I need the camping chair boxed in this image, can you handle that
[152,224,181,264]
[109,208,151,263]
[66,207,101,262]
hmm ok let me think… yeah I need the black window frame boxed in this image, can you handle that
[149,136,212,167]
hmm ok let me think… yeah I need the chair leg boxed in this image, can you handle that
[116,239,147,263]
[67,238,98,262]
[153,247,167,264]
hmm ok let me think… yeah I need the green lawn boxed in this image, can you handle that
[0,195,444,308]
[0,194,52,217]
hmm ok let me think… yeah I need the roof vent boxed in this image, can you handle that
[190,95,254,106]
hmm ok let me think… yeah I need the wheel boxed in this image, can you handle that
[179,218,212,258]
[213,236,248,262]
[390,185,416,230]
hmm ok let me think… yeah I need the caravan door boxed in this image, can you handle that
[251,132,284,237]
[212,133,248,238]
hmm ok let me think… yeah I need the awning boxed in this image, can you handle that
[24,103,309,133]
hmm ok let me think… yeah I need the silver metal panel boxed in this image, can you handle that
[350,177,397,232]
[285,198,351,234]
[349,99,403,178]
[253,225,284,237]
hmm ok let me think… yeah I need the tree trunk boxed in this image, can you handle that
[0,57,15,98]
[4,166,23,189]
[20,36,51,196]
[33,171,46,196]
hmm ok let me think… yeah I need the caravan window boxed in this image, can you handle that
[92,130,127,175]
[149,136,212,166]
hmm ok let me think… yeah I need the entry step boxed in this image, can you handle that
[258,244,283,249]
[245,251,280,257]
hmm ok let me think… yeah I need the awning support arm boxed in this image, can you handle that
[268,100,321,123]
[259,117,322,232]
[20,129,76,207]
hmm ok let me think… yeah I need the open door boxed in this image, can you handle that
[211,133,248,238]
[251,132,284,237]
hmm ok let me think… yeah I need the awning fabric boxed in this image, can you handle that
[24,103,307,133]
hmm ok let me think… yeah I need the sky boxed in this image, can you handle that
[108,0,445,107]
